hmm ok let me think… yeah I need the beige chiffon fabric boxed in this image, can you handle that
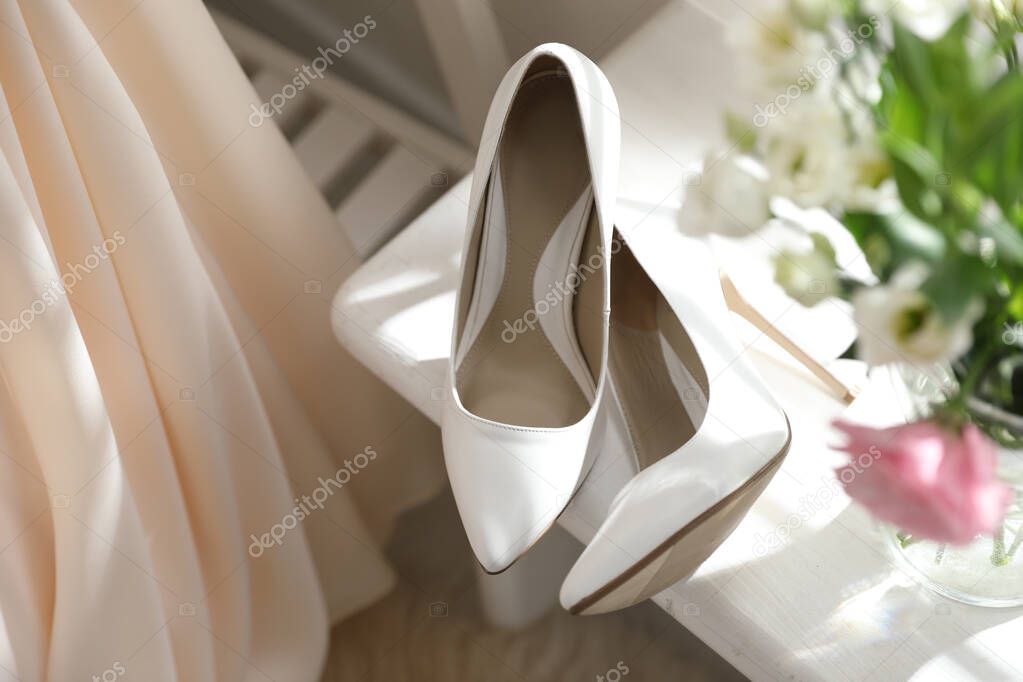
[0,0,445,679]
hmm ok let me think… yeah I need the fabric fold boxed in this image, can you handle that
[0,0,445,679]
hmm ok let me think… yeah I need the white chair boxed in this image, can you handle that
[410,0,509,141]
[213,10,475,258]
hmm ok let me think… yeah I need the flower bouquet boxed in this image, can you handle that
[686,0,1023,605]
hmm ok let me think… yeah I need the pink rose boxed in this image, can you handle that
[832,419,1014,545]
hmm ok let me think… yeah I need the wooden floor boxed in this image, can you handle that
[323,491,745,681]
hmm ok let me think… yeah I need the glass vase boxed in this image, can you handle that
[885,365,1023,608]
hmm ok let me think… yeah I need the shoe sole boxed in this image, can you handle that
[567,418,792,615]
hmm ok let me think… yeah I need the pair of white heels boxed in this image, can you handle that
[442,44,792,615]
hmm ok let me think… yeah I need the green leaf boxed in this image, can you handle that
[885,211,947,261]
[959,74,1023,157]
[921,256,988,322]
[978,214,1023,266]
[881,132,946,222]
[887,14,972,112]
[882,128,943,178]
[883,15,974,171]
[891,22,939,105]
[842,210,945,279]
[1009,287,1023,321]
[958,73,1023,212]
[926,14,973,100]
[882,80,926,143]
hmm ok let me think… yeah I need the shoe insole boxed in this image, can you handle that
[456,72,597,428]
[609,244,707,470]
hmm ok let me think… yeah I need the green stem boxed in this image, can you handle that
[951,310,1010,414]
[992,523,1008,566]
[1007,525,1023,560]
[956,348,993,408]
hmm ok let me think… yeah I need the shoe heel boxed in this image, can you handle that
[719,274,858,405]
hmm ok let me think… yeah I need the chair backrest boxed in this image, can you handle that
[411,0,510,143]
[214,10,473,259]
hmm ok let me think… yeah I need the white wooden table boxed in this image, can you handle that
[331,2,1023,679]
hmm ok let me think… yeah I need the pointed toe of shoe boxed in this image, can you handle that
[558,495,667,615]
[561,414,792,615]
[461,504,549,575]
[559,539,628,614]
[559,507,692,615]
[442,404,595,573]
[444,438,571,573]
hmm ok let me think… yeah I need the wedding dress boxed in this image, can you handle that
[0,0,443,679]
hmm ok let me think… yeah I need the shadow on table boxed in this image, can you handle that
[686,504,1022,680]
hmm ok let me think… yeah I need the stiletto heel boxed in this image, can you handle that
[719,273,859,405]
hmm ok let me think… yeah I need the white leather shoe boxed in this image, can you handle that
[560,228,791,614]
[442,44,620,573]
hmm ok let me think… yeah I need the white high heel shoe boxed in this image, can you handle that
[559,228,791,615]
[442,44,620,574]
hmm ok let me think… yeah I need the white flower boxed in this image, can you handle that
[772,197,879,283]
[843,48,883,105]
[852,264,981,366]
[774,232,839,306]
[842,138,899,211]
[759,92,850,209]
[728,2,830,95]
[864,0,969,40]
[680,154,771,237]
[971,0,1023,24]
[790,0,841,30]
